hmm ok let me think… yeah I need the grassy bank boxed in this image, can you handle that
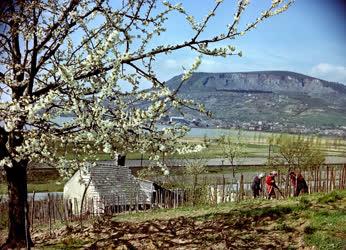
[23,189,346,249]
[0,180,65,194]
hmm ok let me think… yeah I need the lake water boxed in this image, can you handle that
[0,192,63,202]
[54,116,258,138]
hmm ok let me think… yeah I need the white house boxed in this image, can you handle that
[63,163,150,215]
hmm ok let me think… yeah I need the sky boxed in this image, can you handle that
[151,0,346,85]
[1,0,345,102]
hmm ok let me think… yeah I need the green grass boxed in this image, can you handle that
[50,130,346,161]
[317,190,343,204]
[0,179,65,194]
[111,192,316,223]
[305,209,346,250]
[302,191,346,250]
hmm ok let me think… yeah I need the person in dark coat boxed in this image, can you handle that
[289,171,308,196]
[251,173,265,198]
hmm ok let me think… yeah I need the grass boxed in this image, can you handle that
[302,191,346,250]
[0,179,65,194]
[305,209,346,250]
[49,129,346,161]
[317,190,343,204]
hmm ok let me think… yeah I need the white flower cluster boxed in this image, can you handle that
[182,56,202,81]
[0,157,13,168]
[176,143,205,155]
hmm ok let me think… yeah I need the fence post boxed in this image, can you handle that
[240,174,244,201]
[332,167,336,190]
[69,199,73,221]
[315,167,318,193]
[52,195,56,224]
[48,193,52,236]
[31,191,35,232]
[309,168,314,194]
[91,198,94,217]
[340,164,346,189]
[326,166,329,192]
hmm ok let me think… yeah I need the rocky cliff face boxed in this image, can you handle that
[168,71,346,95]
[166,71,346,129]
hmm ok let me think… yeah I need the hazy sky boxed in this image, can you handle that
[152,0,346,84]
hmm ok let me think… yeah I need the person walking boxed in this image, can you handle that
[251,173,265,198]
[289,171,308,196]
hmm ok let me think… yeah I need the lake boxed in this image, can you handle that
[0,192,63,202]
[54,116,265,139]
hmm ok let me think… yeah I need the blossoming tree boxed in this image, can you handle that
[0,0,291,247]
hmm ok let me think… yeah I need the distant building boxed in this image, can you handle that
[169,116,189,124]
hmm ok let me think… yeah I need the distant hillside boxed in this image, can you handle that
[166,71,346,129]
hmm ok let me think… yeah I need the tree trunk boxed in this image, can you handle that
[2,160,33,249]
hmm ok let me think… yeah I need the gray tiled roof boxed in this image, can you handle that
[87,163,148,204]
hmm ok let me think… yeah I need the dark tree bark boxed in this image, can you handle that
[1,160,33,249]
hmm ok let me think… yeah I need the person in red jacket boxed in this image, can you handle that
[289,171,308,196]
[266,171,279,199]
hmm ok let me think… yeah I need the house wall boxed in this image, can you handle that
[63,168,93,214]
[137,179,155,203]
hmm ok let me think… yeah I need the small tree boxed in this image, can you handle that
[0,0,292,247]
[269,134,326,195]
[271,135,326,171]
[183,156,208,205]
[218,130,247,177]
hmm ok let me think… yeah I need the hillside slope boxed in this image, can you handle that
[28,190,346,249]
[166,71,346,129]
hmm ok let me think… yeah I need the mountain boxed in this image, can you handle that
[166,71,346,131]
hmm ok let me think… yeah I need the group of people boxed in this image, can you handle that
[251,170,308,199]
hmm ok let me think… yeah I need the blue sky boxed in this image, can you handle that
[152,0,346,84]
[1,0,345,102]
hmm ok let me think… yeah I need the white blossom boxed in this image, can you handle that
[103,142,112,153]
[182,56,202,81]
[0,157,13,168]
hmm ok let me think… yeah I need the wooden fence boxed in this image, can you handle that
[0,164,345,232]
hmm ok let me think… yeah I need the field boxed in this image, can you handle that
[0,128,345,194]
[50,128,346,161]
[17,190,346,249]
